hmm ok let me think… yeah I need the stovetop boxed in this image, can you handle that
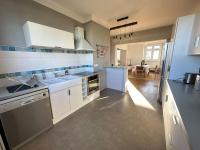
[75,71,98,77]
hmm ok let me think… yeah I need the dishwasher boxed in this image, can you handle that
[0,89,53,150]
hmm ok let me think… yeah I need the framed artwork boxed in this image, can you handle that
[96,44,109,58]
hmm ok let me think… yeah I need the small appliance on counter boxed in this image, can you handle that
[183,73,200,84]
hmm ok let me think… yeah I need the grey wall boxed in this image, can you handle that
[0,0,82,47]
[84,21,110,68]
[110,25,173,65]
[84,21,110,91]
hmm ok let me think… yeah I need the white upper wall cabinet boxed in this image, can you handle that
[188,13,200,55]
[23,21,74,49]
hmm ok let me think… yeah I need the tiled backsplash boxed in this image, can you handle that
[0,45,93,54]
[0,45,94,79]
[0,65,93,79]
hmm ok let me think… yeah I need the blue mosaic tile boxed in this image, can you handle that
[14,72,21,76]
[0,45,94,54]
[0,74,6,79]
[0,46,9,51]
[9,46,15,51]
[0,65,93,79]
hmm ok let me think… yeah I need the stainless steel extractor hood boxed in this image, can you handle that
[75,27,94,51]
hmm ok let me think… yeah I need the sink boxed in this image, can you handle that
[7,84,34,93]
[58,75,79,81]
[41,78,66,85]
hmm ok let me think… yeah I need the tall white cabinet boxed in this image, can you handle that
[168,14,200,80]
[188,13,200,55]
[162,81,190,150]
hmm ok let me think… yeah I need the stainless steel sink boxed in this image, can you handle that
[58,75,79,81]
[41,78,66,85]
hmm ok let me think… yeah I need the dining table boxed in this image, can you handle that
[132,65,150,76]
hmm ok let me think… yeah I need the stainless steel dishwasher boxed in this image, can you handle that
[0,89,53,150]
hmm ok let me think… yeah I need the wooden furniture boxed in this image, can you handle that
[162,81,190,150]
[150,65,160,80]
[135,66,145,77]
[132,65,150,77]
[23,21,74,49]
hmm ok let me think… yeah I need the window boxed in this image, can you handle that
[144,44,161,61]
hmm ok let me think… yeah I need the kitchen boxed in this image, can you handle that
[0,0,200,150]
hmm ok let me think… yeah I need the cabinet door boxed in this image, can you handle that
[189,13,200,55]
[23,21,74,49]
[171,115,190,150]
[99,71,106,91]
[69,84,83,113]
[163,95,174,150]
[50,89,70,123]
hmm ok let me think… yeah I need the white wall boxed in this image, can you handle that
[126,43,144,66]
[0,51,93,74]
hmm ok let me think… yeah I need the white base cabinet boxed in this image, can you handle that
[50,89,70,124]
[49,78,100,124]
[106,67,128,92]
[69,84,83,113]
[50,84,83,124]
[162,81,190,150]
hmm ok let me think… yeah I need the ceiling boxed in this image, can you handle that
[34,0,199,35]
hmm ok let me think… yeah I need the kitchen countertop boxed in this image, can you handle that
[105,66,128,70]
[0,81,48,103]
[0,71,101,102]
[74,71,101,77]
[167,80,200,150]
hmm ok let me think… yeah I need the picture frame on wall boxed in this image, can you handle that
[96,44,109,58]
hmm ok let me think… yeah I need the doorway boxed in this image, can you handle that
[115,40,167,106]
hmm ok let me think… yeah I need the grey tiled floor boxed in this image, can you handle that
[20,79,166,150]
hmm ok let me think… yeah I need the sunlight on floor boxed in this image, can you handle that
[96,96,110,101]
[126,80,156,111]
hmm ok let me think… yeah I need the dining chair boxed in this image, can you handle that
[134,66,145,77]
[153,65,160,80]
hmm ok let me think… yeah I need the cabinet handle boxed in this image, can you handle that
[195,36,200,48]
[172,115,177,125]
[165,95,168,102]
[21,99,35,106]
[68,89,71,95]
[169,134,173,145]
[172,115,179,126]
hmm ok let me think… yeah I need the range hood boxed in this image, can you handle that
[75,27,94,51]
